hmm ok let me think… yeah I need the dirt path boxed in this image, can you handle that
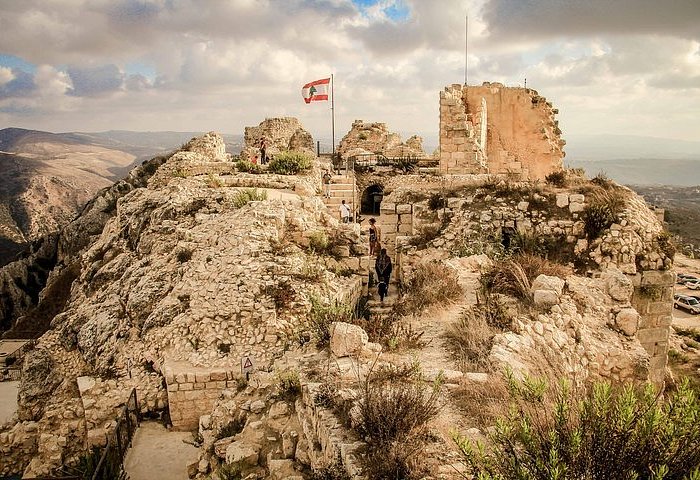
[123,421,198,480]
[0,381,18,424]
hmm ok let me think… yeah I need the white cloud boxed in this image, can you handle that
[0,0,697,144]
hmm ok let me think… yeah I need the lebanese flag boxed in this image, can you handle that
[301,77,330,104]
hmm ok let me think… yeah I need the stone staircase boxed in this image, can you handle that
[322,175,355,220]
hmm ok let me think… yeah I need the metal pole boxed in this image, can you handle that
[464,14,468,85]
[331,73,335,156]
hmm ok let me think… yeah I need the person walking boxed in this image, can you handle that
[339,200,351,223]
[375,248,392,301]
[322,170,332,198]
[368,218,381,256]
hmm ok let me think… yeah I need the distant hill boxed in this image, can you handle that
[0,128,243,266]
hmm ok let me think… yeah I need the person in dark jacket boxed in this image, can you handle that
[375,248,392,301]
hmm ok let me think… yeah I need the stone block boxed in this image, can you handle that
[640,270,675,287]
[396,204,412,214]
[184,390,199,400]
[195,373,210,383]
[555,193,569,208]
[636,327,670,345]
[569,194,584,203]
[179,383,193,391]
[330,322,368,357]
[186,372,196,383]
[210,370,227,381]
[569,202,584,213]
[380,202,396,213]
[398,223,413,234]
[615,308,640,336]
[647,302,672,315]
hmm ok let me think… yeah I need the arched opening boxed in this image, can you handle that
[361,184,384,216]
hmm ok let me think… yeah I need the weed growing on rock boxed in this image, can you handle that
[454,377,700,480]
[205,173,223,187]
[268,151,312,174]
[313,382,338,409]
[444,303,502,372]
[232,188,267,208]
[275,369,301,400]
[216,463,242,480]
[261,280,295,311]
[308,297,354,347]
[656,230,677,262]
[428,192,447,210]
[172,168,188,178]
[176,247,193,263]
[309,455,351,480]
[582,187,627,239]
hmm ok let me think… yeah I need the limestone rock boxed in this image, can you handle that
[329,322,369,357]
[17,349,63,421]
[603,269,634,302]
[532,275,565,296]
[268,458,297,480]
[225,442,259,469]
[616,308,640,336]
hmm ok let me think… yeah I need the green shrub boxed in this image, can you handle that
[275,369,301,400]
[216,463,242,480]
[308,297,354,347]
[268,151,313,175]
[545,170,568,187]
[454,377,700,480]
[232,188,267,208]
[172,168,188,178]
[235,159,262,174]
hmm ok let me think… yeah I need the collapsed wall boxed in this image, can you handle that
[440,83,565,180]
[241,117,314,161]
[338,120,426,159]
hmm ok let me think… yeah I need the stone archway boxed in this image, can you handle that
[361,184,383,216]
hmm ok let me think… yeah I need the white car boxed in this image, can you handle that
[686,280,700,290]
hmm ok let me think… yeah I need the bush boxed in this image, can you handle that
[267,151,313,175]
[176,248,193,263]
[545,170,568,187]
[275,369,301,400]
[454,377,700,480]
[428,192,447,210]
[408,224,442,248]
[309,455,351,480]
[308,297,354,347]
[591,171,614,188]
[216,463,242,480]
[232,188,267,208]
[357,370,442,479]
[235,159,262,173]
[206,173,223,187]
[656,230,677,261]
[261,280,295,310]
[444,306,497,372]
[397,261,463,315]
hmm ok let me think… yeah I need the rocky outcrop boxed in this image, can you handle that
[338,120,426,159]
[241,118,314,161]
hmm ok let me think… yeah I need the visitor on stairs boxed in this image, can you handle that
[375,248,392,301]
[339,200,352,223]
[368,218,381,256]
[322,170,332,198]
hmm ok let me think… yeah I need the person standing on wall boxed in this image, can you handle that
[322,170,332,198]
[368,218,381,256]
[339,200,352,223]
[259,138,267,165]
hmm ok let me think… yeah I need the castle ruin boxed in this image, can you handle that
[440,82,566,180]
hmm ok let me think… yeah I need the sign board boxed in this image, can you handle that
[241,356,255,375]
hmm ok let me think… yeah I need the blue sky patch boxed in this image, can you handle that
[0,54,36,73]
[351,0,410,21]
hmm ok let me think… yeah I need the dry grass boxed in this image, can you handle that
[397,261,464,315]
[451,374,510,428]
[444,306,499,373]
[482,253,571,302]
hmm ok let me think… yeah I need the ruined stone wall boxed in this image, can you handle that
[440,83,565,180]
[338,120,426,158]
[241,117,314,161]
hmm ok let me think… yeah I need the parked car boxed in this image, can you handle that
[686,279,700,290]
[674,294,700,314]
[677,273,699,284]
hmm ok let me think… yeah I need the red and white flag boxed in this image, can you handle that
[301,77,330,104]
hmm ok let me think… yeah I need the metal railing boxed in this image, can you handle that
[0,366,22,381]
[90,388,140,480]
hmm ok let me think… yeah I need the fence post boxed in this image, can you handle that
[317,141,320,157]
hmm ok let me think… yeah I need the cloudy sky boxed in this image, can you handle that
[0,0,699,149]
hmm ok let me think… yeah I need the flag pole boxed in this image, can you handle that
[331,73,335,156]
[464,14,468,85]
